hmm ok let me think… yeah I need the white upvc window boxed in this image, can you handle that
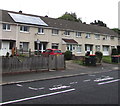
[103,35,109,40]
[85,33,90,38]
[20,26,29,32]
[76,32,81,37]
[52,29,59,35]
[52,43,59,49]
[110,36,115,40]
[95,34,100,40]
[95,45,100,51]
[67,44,75,51]
[38,28,44,34]
[19,42,29,52]
[76,45,82,53]
[64,31,70,36]
[2,24,11,31]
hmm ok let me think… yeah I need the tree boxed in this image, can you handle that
[90,20,107,27]
[111,28,120,35]
[58,12,82,23]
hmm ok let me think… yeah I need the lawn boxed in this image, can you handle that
[102,56,112,64]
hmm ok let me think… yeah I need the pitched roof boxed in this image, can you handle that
[62,39,78,44]
[0,9,118,37]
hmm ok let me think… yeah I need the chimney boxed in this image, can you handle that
[19,10,22,13]
[45,15,48,17]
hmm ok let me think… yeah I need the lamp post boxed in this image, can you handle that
[37,39,40,55]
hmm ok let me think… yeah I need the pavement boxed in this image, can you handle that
[1,60,119,85]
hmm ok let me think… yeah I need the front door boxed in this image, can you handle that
[0,42,11,56]
[103,46,109,56]
[85,45,93,54]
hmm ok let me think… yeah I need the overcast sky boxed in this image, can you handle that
[0,0,119,28]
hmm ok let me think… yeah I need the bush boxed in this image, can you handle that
[95,51,103,63]
[111,48,118,55]
[64,51,72,60]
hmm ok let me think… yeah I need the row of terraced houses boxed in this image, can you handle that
[0,9,119,57]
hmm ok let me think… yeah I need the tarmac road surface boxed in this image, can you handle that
[1,70,119,105]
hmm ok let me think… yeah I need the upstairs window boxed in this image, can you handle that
[64,31,70,35]
[85,33,90,38]
[20,26,29,32]
[38,28,44,34]
[76,32,81,37]
[52,29,59,35]
[110,36,115,40]
[3,24,10,30]
[95,34,100,40]
[103,35,109,40]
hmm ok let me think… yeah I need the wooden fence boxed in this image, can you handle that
[1,55,65,74]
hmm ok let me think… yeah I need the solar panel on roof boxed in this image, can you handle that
[8,12,48,26]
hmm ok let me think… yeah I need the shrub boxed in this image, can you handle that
[95,51,103,63]
[111,48,118,55]
[64,51,72,60]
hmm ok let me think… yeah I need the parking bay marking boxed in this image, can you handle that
[1,88,75,105]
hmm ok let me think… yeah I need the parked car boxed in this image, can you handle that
[42,49,62,55]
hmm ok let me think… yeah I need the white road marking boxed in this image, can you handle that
[38,87,44,90]
[94,77,114,82]
[1,88,75,105]
[70,82,78,84]
[98,79,120,85]
[83,79,91,82]
[49,85,70,91]
[28,87,44,91]
[28,87,38,90]
[16,84,23,87]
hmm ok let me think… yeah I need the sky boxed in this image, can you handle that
[0,0,119,29]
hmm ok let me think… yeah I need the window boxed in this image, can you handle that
[64,31,70,35]
[20,42,29,52]
[38,28,44,34]
[3,24,10,30]
[76,45,82,53]
[103,46,109,51]
[9,42,14,49]
[76,32,81,37]
[95,34,100,40]
[34,42,47,53]
[20,26,29,32]
[110,36,115,40]
[52,43,59,49]
[85,33,90,38]
[52,29,59,35]
[103,35,109,40]
[95,45,100,51]
[67,45,75,51]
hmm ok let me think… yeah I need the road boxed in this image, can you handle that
[1,70,120,105]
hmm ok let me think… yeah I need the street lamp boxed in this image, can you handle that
[37,39,40,55]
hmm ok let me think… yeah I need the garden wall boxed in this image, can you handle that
[1,55,65,74]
